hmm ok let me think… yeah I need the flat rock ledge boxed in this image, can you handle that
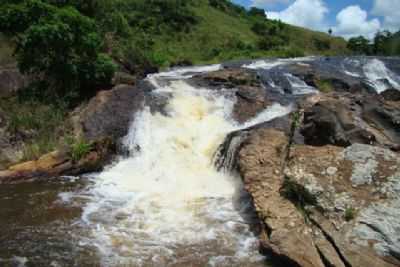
[0,139,115,184]
[236,127,400,267]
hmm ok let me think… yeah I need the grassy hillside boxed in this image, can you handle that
[0,0,348,70]
[135,0,348,66]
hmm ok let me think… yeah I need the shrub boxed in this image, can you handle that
[313,38,331,51]
[0,1,116,102]
[344,207,356,221]
[70,139,93,162]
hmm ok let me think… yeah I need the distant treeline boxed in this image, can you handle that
[348,30,400,56]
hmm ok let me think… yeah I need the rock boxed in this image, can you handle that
[381,89,400,101]
[301,93,400,149]
[0,67,29,98]
[112,71,137,86]
[191,68,273,123]
[221,121,400,266]
[237,128,326,267]
[0,138,115,184]
[72,84,145,141]
[284,144,400,267]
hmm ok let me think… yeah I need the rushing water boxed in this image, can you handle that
[2,57,399,266]
[76,72,292,266]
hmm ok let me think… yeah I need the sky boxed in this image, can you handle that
[232,0,400,39]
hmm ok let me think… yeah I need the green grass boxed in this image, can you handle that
[315,79,334,93]
[69,139,93,162]
[344,206,356,221]
[112,0,348,68]
[0,97,69,161]
[0,34,15,66]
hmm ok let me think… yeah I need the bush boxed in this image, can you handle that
[70,139,93,162]
[313,38,331,51]
[0,1,116,102]
[344,207,355,221]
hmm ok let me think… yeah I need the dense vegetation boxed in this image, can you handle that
[0,0,347,162]
[1,0,348,95]
[348,30,400,56]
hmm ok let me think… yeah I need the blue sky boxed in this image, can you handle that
[232,0,399,39]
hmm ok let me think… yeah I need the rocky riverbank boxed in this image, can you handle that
[0,56,399,266]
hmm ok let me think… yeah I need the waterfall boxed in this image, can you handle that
[75,67,291,267]
[363,58,400,93]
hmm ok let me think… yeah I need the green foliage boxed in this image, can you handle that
[70,139,93,162]
[0,0,116,102]
[347,35,371,55]
[315,79,333,93]
[373,30,400,56]
[281,177,317,216]
[248,7,265,18]
[0,96,68,161]
[313,37,331,51]
[344,206,356,221]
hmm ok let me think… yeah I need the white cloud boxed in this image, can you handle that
[267,0,328,30]
[333,5,381,39]
[372,0,400,32]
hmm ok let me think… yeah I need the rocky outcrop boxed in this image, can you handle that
[237,128,326,267]
[192,68,273,123]
[230,125,400,267]
[71,84,145,141]
[301,92,400,150]
[0,139,115,184]
[0,66,29,98]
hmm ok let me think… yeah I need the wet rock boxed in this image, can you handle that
[301,93,400,149]
[0,138,115,184]
[72,84,145,141]
[191,68,273,123]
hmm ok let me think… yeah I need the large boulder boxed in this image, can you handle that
[72,84,146,142]
[232,125,400,267]
[237,128,326,267]
[191,68,273,123]
[301,92,400,150]
[284,144,400,267]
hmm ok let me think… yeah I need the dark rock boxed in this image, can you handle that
[301,93,400,149]
[381,89,400,101]
[72,84,145,142]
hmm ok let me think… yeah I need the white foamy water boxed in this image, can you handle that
[363,58,400,93]
[243,57,315,70]
[70,70,292,266]
[284,73,317,95]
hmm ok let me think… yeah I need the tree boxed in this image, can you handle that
[373,30,393,55]
[328,28,332,35]
[347,36,371,55]
[0,0,116,101]
[248,7,266,18]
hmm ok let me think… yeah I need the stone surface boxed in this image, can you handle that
[72,84,145,141]
[0,139,115,184]
[227,123,400,267]
[191,68,273,123]
[237,128,325,267]
[301,92,400,150]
